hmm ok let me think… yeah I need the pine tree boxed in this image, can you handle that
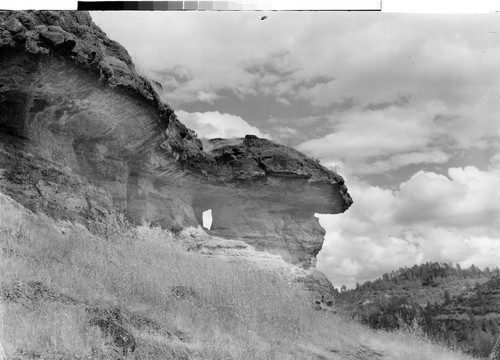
[443,289,451,305]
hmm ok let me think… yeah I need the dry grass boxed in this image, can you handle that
[0,193,475,359]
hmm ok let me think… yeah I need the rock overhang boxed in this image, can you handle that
[184,136,352,268]
[0,10,353,270]
[187,136,352,213]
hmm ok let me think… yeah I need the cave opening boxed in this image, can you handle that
[202,209,213,230]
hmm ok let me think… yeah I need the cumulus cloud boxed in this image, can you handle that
[395,166,500,227]
[317,166,500,288]
[316,214,422,288]
[176,110,271,139]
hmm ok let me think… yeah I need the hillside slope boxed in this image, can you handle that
[337,263,500,358]
[0,191,475,360]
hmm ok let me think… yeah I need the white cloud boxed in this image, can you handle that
[296,92,499,176]
[196,91,220,104]
[267,125,300,145]
[317,218,423,288]
[490,153,500,170]
[355,150,450,174]
[395,166,500,226]
[316,166,500,288]
[276,97,291,106]
[462,237,500,268]
[296,106,434,163]
[295,80,339,108]
[91,11,500,110]
[176,110,271,139]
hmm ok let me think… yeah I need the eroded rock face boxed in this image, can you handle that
[189,136,351,268]
[0,10,200,228]
[0,11,352,274]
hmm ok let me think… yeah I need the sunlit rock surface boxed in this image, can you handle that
[190,136,352,268]
[0,10,352,302]
[179,226,339,307]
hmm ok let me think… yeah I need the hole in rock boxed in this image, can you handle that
[202,209,212,230]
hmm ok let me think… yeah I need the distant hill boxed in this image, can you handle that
[336,262,500,358]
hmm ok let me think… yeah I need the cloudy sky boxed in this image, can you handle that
[90,10,500,288]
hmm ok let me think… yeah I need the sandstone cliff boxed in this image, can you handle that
[0,11,352,295]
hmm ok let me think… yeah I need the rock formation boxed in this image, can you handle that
[0,11,352,299]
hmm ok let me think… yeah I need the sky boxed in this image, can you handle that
[90,10,500,289]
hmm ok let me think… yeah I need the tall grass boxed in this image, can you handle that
[0,195,476,359]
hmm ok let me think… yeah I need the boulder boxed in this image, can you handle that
[2,17,24,33]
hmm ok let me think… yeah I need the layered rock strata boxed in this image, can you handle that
[0,11,352,283]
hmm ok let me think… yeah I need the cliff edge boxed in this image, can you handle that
[0,10,352,293]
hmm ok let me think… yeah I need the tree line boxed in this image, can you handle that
[336,262,500,358]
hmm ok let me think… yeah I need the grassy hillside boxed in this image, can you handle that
[0,192,475,360]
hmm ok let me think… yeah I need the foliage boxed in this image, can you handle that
[337,262,500,358]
